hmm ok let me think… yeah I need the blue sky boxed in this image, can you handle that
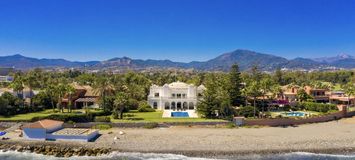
[0,0,355,62]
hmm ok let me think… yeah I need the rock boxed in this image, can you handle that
[119,131,125,135]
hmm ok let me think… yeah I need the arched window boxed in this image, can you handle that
[183,102,188,110]
[177,102,182,110]
[171,102,176,110]
[153,102,158,109]
[189,102,194,110]
[165,102,170,110]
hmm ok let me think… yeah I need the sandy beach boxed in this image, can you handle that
[3,117,355,158]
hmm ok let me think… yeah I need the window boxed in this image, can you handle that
[198,93,203,97]
[182,94,186,98]
[189,102,194,110]
[183,102,188,109]
[172,94,176,98]
[165,102,170,109]
[177,94,181,99]
[153,102,158,109]
[171,102,176,110]
[154,93,159,97]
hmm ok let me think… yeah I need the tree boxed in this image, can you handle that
[260,77,275,112]
[55,83,68,113]
[296,89,313,102]
[228,64,244,106]
[245,65,262,117]
[44,82,58,112]
[343,82,355,107]
[245,81,261,117]
[9,74,24,107]
[197,73,233,119]
[274,67,283,85]
[23,70,41,107]
[113,92,128,119]
[66,85,76,113]
[93,77,114,112]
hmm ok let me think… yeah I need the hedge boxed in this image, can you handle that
[94,116,111,122]
[298,102,337,113]
[31,111,108,122]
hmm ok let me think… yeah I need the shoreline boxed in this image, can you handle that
[3,117,355,158]
[1,140,355,159]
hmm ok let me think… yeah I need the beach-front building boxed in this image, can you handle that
[0,87,38,105]
[0,67,14,83]
[61,83,99,109]
[22,119,99,142]
[304,86,329,103]
[147,81,205,117]
[329,91,355,111]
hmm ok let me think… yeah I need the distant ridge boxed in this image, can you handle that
[0,50,354,71]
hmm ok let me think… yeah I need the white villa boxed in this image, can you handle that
[147,81,205,117]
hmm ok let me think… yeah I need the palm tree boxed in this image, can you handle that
[66,85,76,113]
[260,78,274,113]
[55,83,68,113]
[343,83,355,108]
[45,83,57,112]
[113,92,127,119]
[93,77,114,112]
[9,76,24,107]
[23,73,38,107]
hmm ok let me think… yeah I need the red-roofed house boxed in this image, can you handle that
[22,119,64,140]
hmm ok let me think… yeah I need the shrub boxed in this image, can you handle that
[92,124,112,130]
[94,116,111,122]
[299,102,337,113]
[143,122,158,129]
[238,106,258,118]
[138,102,155,112]
[226,122,236,128]
[31,114,92,122]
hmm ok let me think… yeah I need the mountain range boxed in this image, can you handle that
[0,50,354,71]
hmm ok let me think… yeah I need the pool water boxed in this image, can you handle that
[286,111,305,117]
[171,112,189,117]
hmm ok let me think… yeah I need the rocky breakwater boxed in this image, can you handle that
[0,143,111,157]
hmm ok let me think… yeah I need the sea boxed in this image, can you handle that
[1,151,355,160]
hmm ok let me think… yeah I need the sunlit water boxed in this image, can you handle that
[1,150,355,160]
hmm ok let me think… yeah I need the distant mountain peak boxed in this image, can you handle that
[10,54,25,57]
[1,50,355,71]
[336,53,353,59]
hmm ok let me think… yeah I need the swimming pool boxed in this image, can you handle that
[171,112,189,117]
[285,111,305,117]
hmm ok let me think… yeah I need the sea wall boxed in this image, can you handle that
[243,111,354,126]
[0,142,110,157]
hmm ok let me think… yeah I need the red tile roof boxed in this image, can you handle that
[23,119,63,129]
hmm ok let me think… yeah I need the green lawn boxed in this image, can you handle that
[0,109,226,123]
[111,110,227,123]
[0,109,101,121]
[0,109,53,121]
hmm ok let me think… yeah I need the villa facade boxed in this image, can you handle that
[147,81,205,111]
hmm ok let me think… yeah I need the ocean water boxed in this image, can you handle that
[1,151,355,160]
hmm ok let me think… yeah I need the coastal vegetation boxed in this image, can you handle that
[0,66,354,122]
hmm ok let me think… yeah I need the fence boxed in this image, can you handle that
[243,110,354,126]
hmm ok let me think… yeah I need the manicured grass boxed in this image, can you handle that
[0,109,101,121]
[111,110,227,123]
[0,109,225,123]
